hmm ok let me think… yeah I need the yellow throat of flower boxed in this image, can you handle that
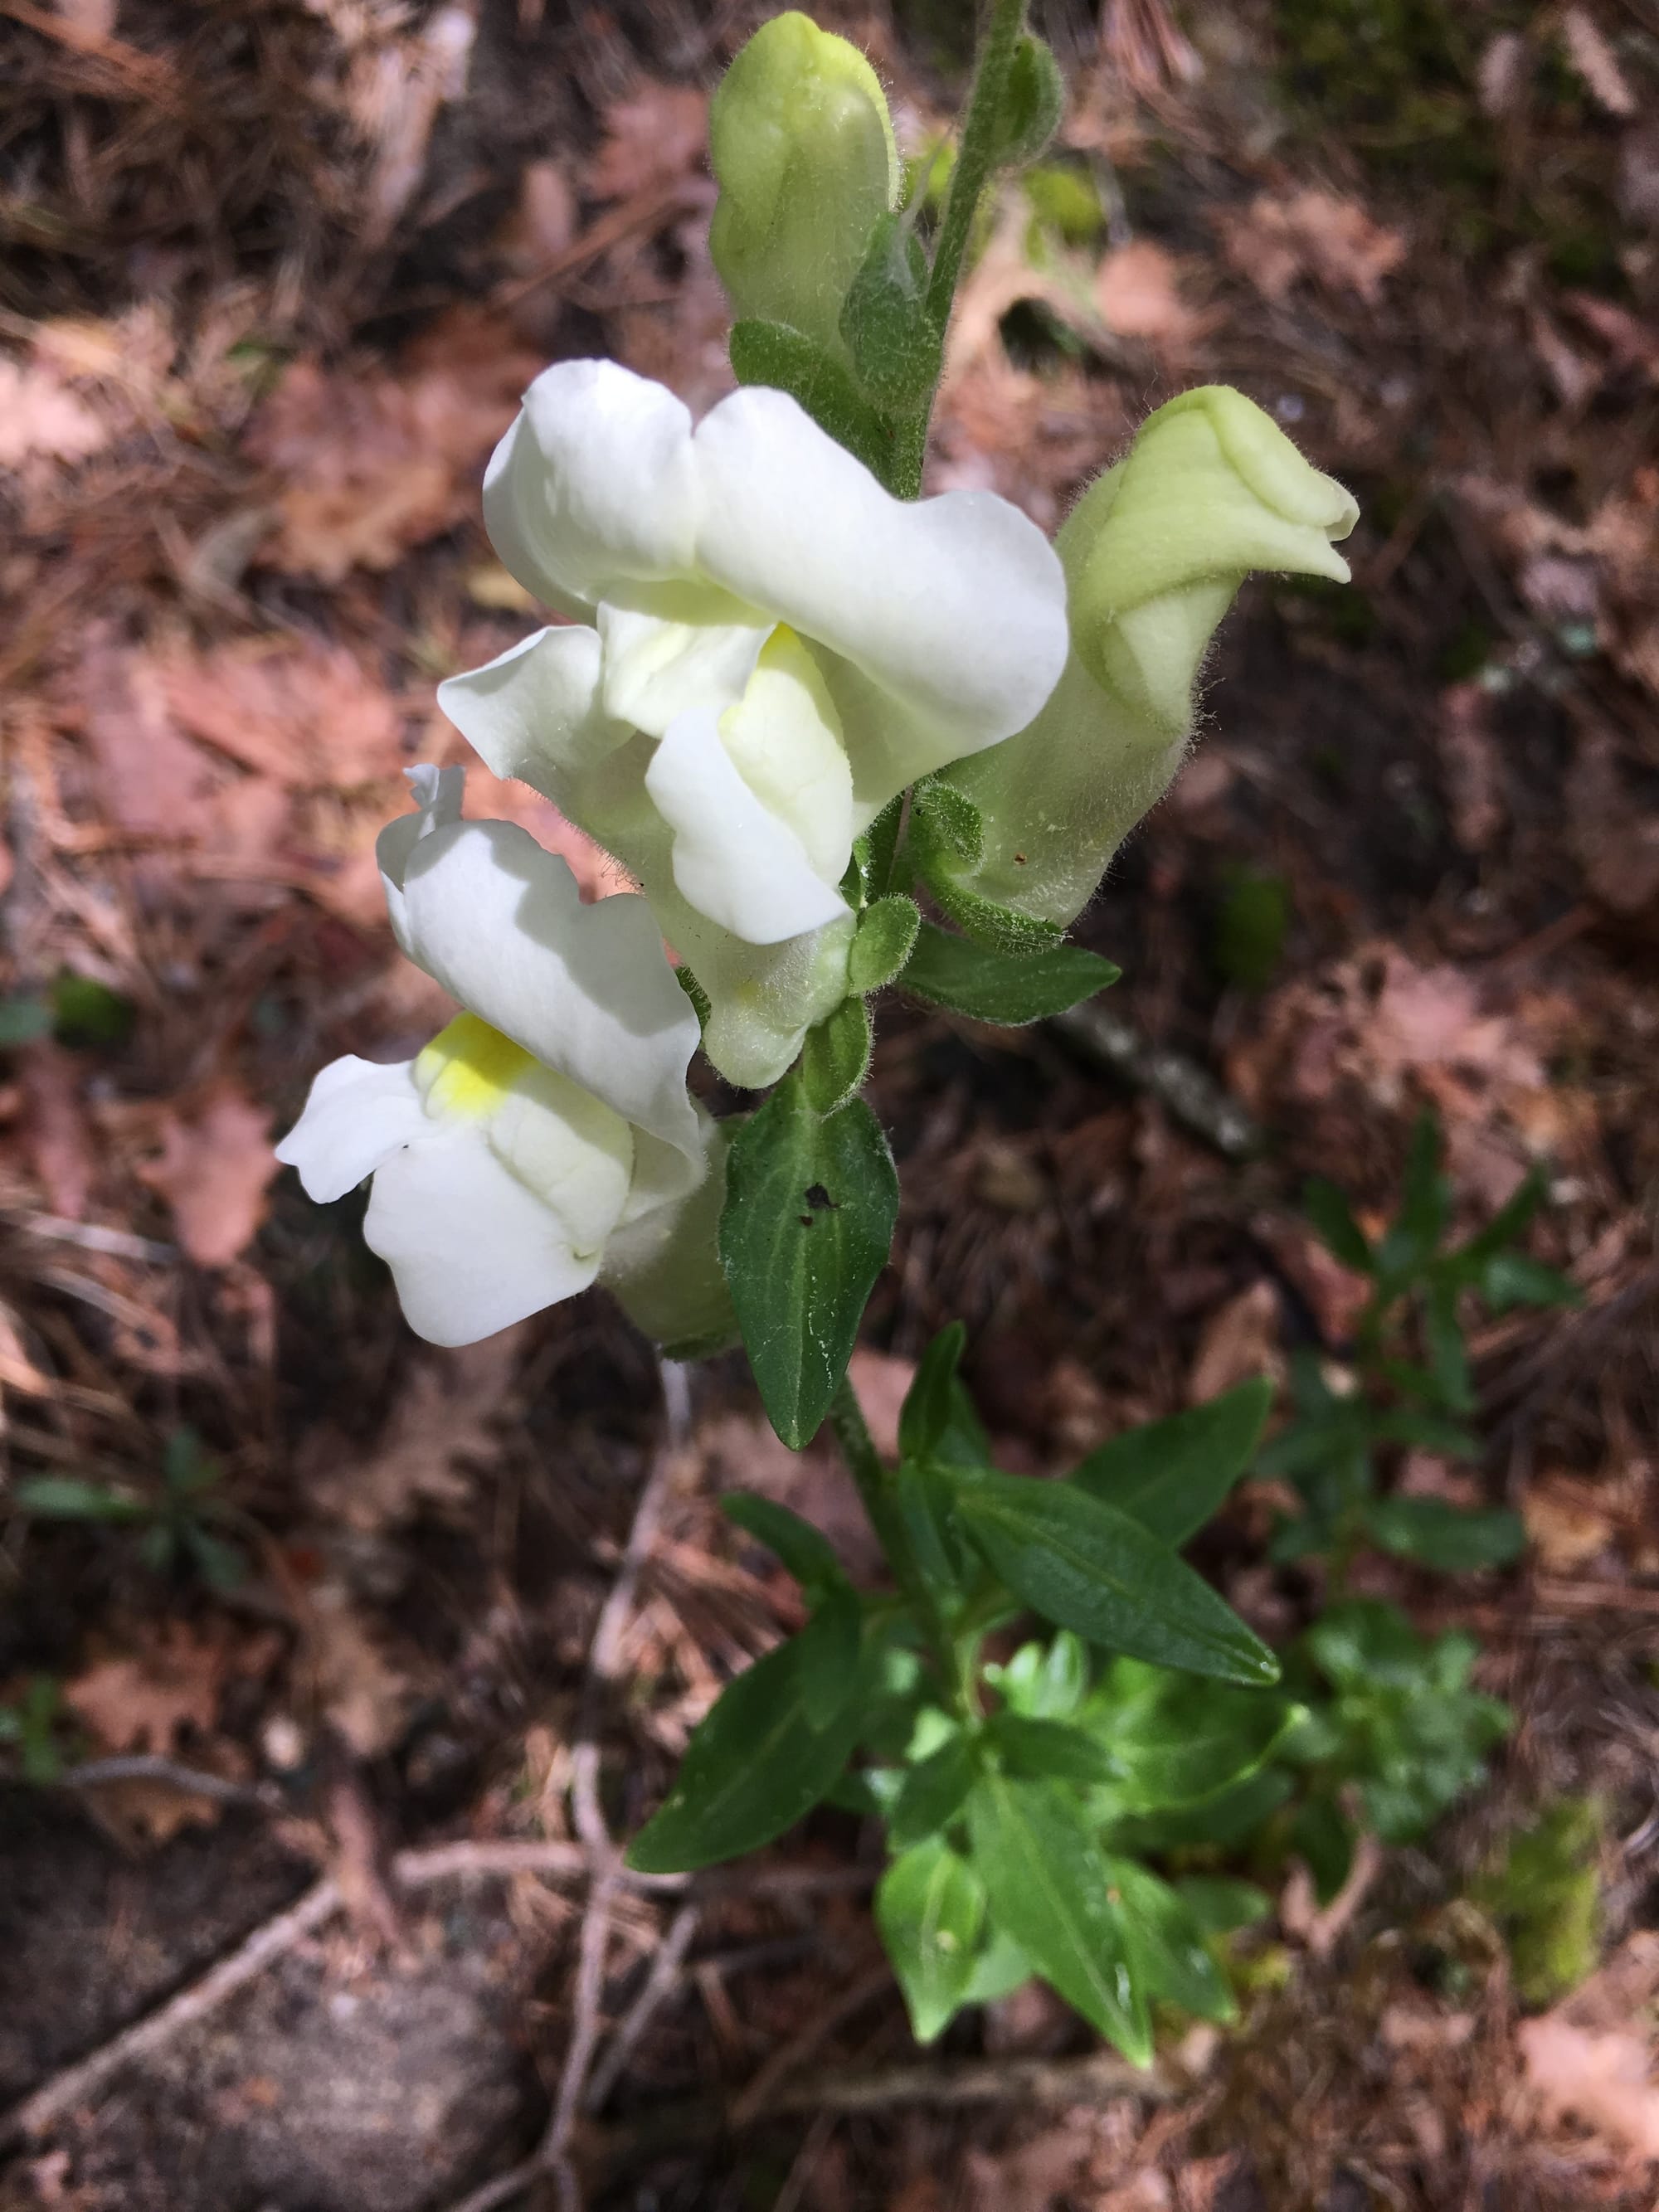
[414,1013,534,1121]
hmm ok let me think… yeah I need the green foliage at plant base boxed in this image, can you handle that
[1475,1796,1604,2005]
[11,1425,248,1588]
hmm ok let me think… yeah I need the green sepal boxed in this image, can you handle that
[993,33,1065,166]
[909,781,1065,955]
[729,318,900,484]
[674,963,712,1031]
[848,895,921,994]
[839,211,942,412]
[800,995,873,1112]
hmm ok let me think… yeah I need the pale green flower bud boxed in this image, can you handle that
[937,386,1359,929]
[709,12,900,361]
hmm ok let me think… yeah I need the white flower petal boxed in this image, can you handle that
[718,627,854,883]
[596,596,771,737]
[488,1061,635,1256]
[435,625,626,802]
[364,1121,599,1346]
[484,360,699,609]
[377,783,703,1160]
[690,386,1068,783]
[645,707,850,946]
[275,1054,427,1203]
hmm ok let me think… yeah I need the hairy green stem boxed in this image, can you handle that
[924,0,1024,336]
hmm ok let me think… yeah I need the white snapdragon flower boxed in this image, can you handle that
[275,767,727,1349]
[437,359,1069,1087]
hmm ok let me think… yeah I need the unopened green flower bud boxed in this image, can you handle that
[710,12,900,361]
[937,386,1359,928]
[995,34,1065,167]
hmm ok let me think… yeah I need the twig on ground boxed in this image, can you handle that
[584,1901,701,2113]
[58,1754,283,1811]
[771,2045,1180,2116]
[0,1875,341,2148]
[448,1359,693,2212]
[1049,999,1262,1159]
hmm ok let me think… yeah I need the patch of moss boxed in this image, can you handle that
[1475,1796,1603,2006]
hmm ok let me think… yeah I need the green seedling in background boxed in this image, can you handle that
[1475,1796,1604,2005]
[1264,1111,1574,1579]
[13,1426,249,1590]
[0,1675,69,1784]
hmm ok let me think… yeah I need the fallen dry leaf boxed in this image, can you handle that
[1521,1475,1619,1572]
[0,357,110,471]
[65,1621,226,1753]
[308,1582,416,1759]
[1188,1280,1282,1404]
[19,1042,96,1220]
[1567,723,1659,916]
[246,308,541,582]
[300,1332,523,1533]
[1095,239,1202,346]
[1219,187,1407,307]
[848,1345,915,1461]
[77,636,224,843]
[1559,5,1637,118]
[139,1082,279,1267]
[586,82,708,200]
[158,636,406,791]
[1520,2015,1659,2158]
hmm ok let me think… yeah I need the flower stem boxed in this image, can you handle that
[924,0,1024,337]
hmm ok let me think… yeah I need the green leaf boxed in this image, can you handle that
[1479,1252,1579,1312]
[839,211,941,411]
[728,318,899,482]
[1291,1796,1356,1906]
[51,970,134,1049]
[1174,1877,1273,1936]
[1105,1765,1294,1855]
[1070,1379,1273,1548]
[1423,1277,1474,1413]
[994,33,1064,165]
[1087,1661,1301,1811]
[800,996,873,1112]
[984,1630,1087,1720]
[961,1925,1034,2005]
[848,895,921,993]
[901,921,1118,1025]
[898,1323,967,1463]
[877,1837,986,2044]
[626,1631,867,1873]
[797,1583,864,1728]
[1303,1179,1374,1276]
[1381,1112,1448,1279]
[12,1475,148,1524]
[1451,1168,1545,1268]
[966,1771,1151,2063]
[1365,1495,1525,1572]
[953,1471,1280,1685]
[893,1459,973,1602]
[718,1077,899,1450]
[1106,1858,1235,2023]
[889,1730,978,1850]
[990,1713,1118,1785]
[722,1494,847,1595]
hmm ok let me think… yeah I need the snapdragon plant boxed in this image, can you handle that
[277,6,1364,2059]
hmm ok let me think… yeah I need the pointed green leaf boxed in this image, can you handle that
[1479,1252,1579,1312]
[966,1770,1151,2063]
[1070,1379,1273,1548]
[990,1713,1118,1785]
[901,921,1118,1025]
[797,1583,864,1728]
[1174,1876,1273,1935]
[721,1493,847,1594]
[1364,1495,1525,1572]
[877,1837,985,2044]
[954,1471,1279,1685]
[961,1925,1034,2005]
[12,1476,148,1524]
[718,1076,898,1449]
[1086,1661,1301,1811]
[626,1631,865,1873]
[1106,1858,1235,2023]
[889,1730,978,1850]
[847,894,921,992]
[898,1322,968,1463]
[1303,1179,1374,1275]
